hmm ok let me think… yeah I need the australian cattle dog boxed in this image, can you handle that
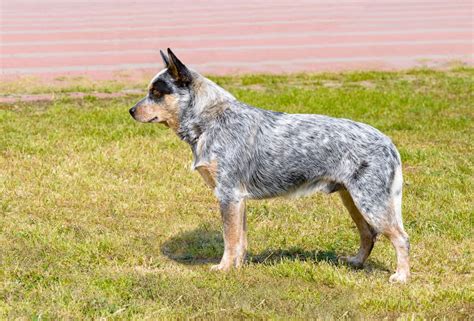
[129,49,410,283]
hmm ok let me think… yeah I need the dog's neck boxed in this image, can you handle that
[176,76,235,147]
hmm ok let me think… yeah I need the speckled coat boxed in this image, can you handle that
[129,49,411,283]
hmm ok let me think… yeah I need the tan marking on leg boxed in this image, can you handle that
[196,160,218,189]
[240,204,247,267]
[211,199,247,271]
[339,189,376,267]
[384,225,410,283]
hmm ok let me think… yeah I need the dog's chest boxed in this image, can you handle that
[195,161,218,188]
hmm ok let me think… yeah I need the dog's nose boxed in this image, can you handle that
[129,106,136,117]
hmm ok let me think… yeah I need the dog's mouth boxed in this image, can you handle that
[147,117,160,123]
[147,117,168,127]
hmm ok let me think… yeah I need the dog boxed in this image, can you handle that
[129,49,410,283]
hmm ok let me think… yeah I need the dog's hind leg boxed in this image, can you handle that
[211,198,247,271]
[384,222,410,283]
[383,166,410,283]
[347,165,410,282]
[339,189,377,268]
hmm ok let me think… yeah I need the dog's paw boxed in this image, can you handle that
[389,272,409,283]
[210,263,230,272]
[338,255,364,268]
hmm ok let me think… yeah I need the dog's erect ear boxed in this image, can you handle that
[167,48,192,85]
[160,49,170,67]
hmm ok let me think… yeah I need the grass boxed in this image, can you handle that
[1,67,473,319]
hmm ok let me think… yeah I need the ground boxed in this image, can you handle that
[0,68,473,319]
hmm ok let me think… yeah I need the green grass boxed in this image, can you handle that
[1,68,473,319]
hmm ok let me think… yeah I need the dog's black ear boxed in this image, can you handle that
[160,49,170,67]
[167,48,192,85]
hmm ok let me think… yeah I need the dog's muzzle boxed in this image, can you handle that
[130,97,146,119]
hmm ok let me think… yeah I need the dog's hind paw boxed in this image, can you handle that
[338,255,364,269]
[389,272,409,283]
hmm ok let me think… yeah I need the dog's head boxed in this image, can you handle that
[129,48,193,131]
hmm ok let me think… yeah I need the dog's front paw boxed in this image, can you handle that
[210,263,231,272]
[338,255,364,268]
[389,272,409,283]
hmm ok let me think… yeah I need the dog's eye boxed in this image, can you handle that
[152,89,162,98]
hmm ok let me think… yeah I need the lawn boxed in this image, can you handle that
[0,68,473,319]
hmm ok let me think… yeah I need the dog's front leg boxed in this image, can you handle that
[211,198,247,272]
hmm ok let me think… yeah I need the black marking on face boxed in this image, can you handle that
[149,79,173,101]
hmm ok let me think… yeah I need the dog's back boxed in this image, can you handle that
[200,102,399,206]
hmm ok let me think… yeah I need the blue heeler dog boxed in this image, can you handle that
[129,49,410,283]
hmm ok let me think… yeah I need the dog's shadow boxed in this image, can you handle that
[161,226,389,271]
